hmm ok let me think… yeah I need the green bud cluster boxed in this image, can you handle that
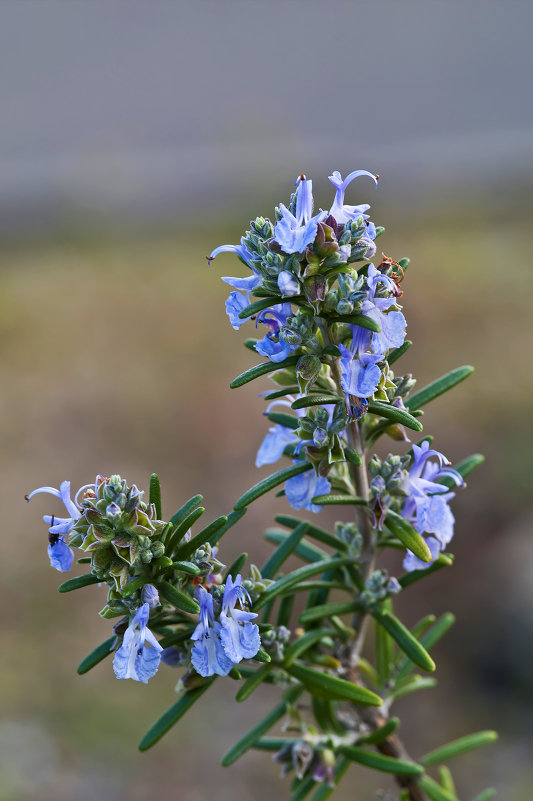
[69,475,167,593]
[261,625,291,661]
[360,569,401,606]
[242,563,274,603]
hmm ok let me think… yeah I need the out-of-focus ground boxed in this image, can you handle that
[1,2,532,800]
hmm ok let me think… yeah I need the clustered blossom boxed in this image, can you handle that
[26,479,88,572]
[209,169,463,565]
[27,474,261,684]
[191,575,260,677]
[401,441,464,571]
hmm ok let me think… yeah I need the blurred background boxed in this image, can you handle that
[1,2,532,799]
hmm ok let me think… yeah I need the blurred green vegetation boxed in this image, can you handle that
[1,195,531,800]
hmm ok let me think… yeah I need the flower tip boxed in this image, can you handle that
[24,493,30,502]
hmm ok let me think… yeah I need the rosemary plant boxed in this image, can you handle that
[27,169,496,801]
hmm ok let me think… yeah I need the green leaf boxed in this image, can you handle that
[77,636,116,675]
[234,463,313,510]
[371,609,435,672]
[291,395,342,410]
[253,737,291,751]
[437,453,485,489]
[166,506,205,554]
[158,627,194,648]
[139,679,215,751]
[208,508,247,546]
[265,529,328,563]
[358,717,400,745]
[263,385,301,400]
[261,522,309,579]
[230,356,299,389]
[243,337,258,351]
[277,593,295,627]
[366,401,423,432]
[421,730,498,767]
[121,576,153,597]
[235,663,274,702]
[389,675,437,702]
[238,296,284,320]
[438,766,456,794]
[344,446,362,466]
[287,663,382,706]
[172,561,201,576]
[339,745,423,776]
[221,686,303,766]
[396,613,455,680]
[254,556,354,610]
[275,514,350,552]
[58,574,100,593]
[159,581,200,613]
[298,602,361,626]
[253,648,272,663]
[418,775,459,801]
[387,339,413,366]
[375,606,394,685]
[311,493,367,506]
[383,510,432,563]
[406,365,474,411]
[176,515,228,559]
[290,776,317,801]
[470,790,496,801]
[170,494,203,527]
[149,473,162,519]
[224,552,248,581]
[267,411,300,429]
[329,313,381,332]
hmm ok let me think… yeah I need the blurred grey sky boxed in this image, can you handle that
[1,0,532,232]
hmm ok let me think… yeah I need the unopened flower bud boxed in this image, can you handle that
[141,584,160,608]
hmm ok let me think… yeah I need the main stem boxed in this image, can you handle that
[323,322,426,801]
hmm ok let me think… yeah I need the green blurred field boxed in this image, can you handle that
[1,199,532,800]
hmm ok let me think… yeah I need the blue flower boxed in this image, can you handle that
[350,266,406,358]
[338,344,381,400]
[255,303,297,363]
[402,442,464,571]
[285,467,331,513]
[219,574,261,663]
[113,603,163,683]
[26,480,82,572]
[278,270,300,297]
[225,290,251,330]
[274,176,327,255]
[328,169,378,225]
[256,424,299,467]
[190,587,234,677]
[207,240,262,330]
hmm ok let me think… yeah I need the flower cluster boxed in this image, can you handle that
[191,575,260,677]
[209,169,462,568]
[27,475,262,683]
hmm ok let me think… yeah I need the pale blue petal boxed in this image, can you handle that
[225,291,250,330]
[221,274,262,291]
[285,471,330,514]
[220,614,261,663]
[256,425,298,467]
[191,626,234,677]
[133,643,162,684]
[278,271,300,297]
[47,539,74,572]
